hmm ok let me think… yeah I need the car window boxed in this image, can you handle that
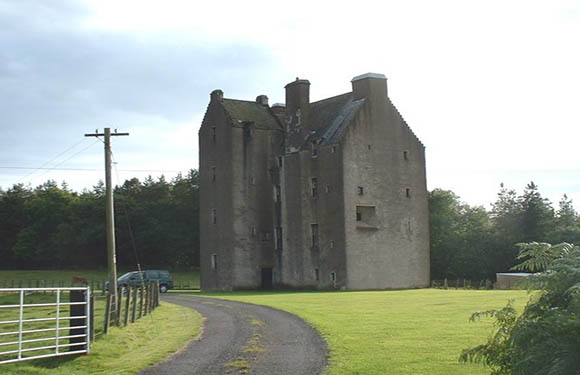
[147,271,159,278]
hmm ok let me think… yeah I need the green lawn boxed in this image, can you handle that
[192,288,530,375]
[0,269,200,290]
[0,296,201,374]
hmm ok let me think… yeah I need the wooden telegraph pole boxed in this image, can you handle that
[84,128,129,313]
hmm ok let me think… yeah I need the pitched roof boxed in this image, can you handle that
[309,93,366,146]
[221,99,281,130]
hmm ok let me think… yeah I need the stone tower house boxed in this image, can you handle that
[199,73,429,290]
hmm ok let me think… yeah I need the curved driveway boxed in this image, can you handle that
[140,295,327,375]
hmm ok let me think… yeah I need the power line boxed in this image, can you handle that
[0,166,182,173]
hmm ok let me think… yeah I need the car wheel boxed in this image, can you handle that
[160,284,168,293]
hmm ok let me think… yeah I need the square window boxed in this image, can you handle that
[356,205,377,228]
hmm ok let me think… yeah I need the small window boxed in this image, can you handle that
[212,208,217,224]
[330,240,335,248]
[357,186,364,195]
[211,166,216,182]
[356,212,362,221]
[325,185,330,194]
[367,144,372,150]
[211,254,217,271]
[276,227,283,250]
[311,178,318,198]
[274,185,281,202]
[262,232,271,241]
[251,227,257,236]
[211,127,216,143]
[331,146,336,153]
[278,156,283,167]
[331,272,336,282]
[403,150,408,160]
[356,205,377,228]
[250,176,256,185]
[406,188,411,198]
[312,145,318,158]
[407,220,412,231]
[311,223,319,248]
[315,268,320,281]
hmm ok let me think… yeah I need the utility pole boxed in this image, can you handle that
[85,128,129,310]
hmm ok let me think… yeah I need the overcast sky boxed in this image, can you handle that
[1,0,579,210]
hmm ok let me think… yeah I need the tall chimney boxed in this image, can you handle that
[284,78,310,136]
[351,73,387,101]
[210,89,223,101]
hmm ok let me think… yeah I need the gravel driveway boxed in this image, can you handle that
[140,295,327,375]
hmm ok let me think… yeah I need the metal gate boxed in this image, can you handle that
[0,287,91,364]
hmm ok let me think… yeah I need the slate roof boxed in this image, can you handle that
[309,93,366,146]
[221,99,281,130]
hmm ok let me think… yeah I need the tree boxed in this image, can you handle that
[550,195,580,245]
[460,242,580,374]
[518,182,554,243]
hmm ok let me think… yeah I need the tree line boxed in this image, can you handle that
[1,174,579,281]
[0,170,199,270]
[430,182,580,281]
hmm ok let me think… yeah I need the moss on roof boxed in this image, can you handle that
[221,99,281,130]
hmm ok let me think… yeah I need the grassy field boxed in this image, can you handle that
[0,292,201,374]
[0,269,200,290]
[190,288,531,375]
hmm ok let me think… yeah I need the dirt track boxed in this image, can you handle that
[140,295,327,375]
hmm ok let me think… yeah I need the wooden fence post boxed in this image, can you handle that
[123,286,131,326]
[131,286,137,323]
[104,293,112,334]
[138,286,144,319]
[90,292,95,342]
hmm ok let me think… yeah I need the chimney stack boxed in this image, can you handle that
[256,95,269,106]
[351,73,387,101]
[210,89,223,101]
[284,78,310,134]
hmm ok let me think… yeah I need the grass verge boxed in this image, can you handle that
[190,288,530,375]
[0,301,201,374]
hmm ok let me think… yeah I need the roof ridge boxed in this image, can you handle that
[310,92,352,106]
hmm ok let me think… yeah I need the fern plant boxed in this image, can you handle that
[460,242,580,375]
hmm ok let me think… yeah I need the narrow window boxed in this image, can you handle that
[250,176,256,185]
[406,188,411,198]
[265,232,270,241]
[275,185,281,202]
[212,208,217,224]
[407,220,412,231]
[311,178,318,198]
[325,185,330,194]
[211,166,216,182]
[276,227,283,249]
[356,211,362,221]
[367,144,372,150]
[330,240,335,248]
[278,156,283,167]
[403,150,408,160]
[357,186,364,195]
[312,145,318,158]
[211,254,217,271]
[315,268,320,281]
[212,127,216,143]
[311,223,319,248]
[331,272,336,282]
[251,227,257,236]
[331,146,336,153]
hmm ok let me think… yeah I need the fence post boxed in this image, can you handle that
[89,292,95,342]
[115,287,122,327]
[104,293,112,334]
[138,286,144,319]
[131,286,137,323]
[123,286,130,326]
[69,288,88,352]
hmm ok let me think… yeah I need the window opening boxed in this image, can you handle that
[331,272,336,282]
[312,145,318,158]
[406,188,411,198]
[311,223,319,248]
[211,254,217,271]
[330,240,335,248]
[276,227,283,250]
[367,144,372,150]
[212,208,217,224]
[278,156,283,167]
[331,146,336,153]
[356,205,378,228]
[211,166,216,182]
[325,185,330,194]
[357,186,364,195]
[315,268,320,281]
[275,185,281,202]
[211,127,216,143]
[311,178,318,198]
[403,150,408,160]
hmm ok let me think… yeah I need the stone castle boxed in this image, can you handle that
[199,73,429,290]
